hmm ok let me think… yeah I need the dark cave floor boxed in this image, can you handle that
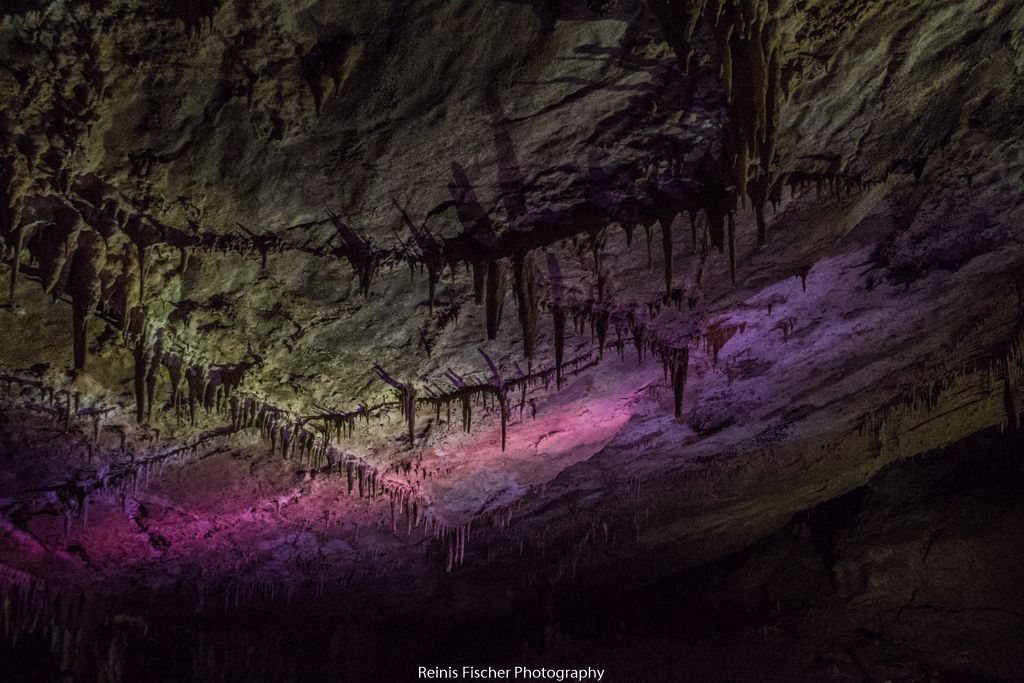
[4,429,1023,683]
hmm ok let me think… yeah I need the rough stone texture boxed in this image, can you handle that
[1,0,1024,680]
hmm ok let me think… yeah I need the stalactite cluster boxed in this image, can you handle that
[646,0,791,283]
[326,209,384,297]
[786,170,877,200]
[702,321,743,366]
[394,198,444,313]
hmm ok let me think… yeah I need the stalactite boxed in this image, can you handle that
[478,349,510,451]
[33,205,81,297]
[627,311,645,365]
[145,329,164,422]
[67,229,106,371]
[644,221,654,269]
[281,425,291,459]
[775,316,796,342]
[727,212,737,285]
[133,336,150,424]
[704,322,738,366]
[471,260,485,304]
[553,307,566,388]
[393,198,443,314]
[2,153,30,304]
[135,243,147,307]
[652,0,784,269]
[485,260,505,340]
[672,348,689,418]
[112,247,133,332]
[512,251,538,361]
[595,310,609,358]
[8,221,27,304]
[326,209,381,297]
[750,174,769,246]
[660,214,674,296]
[546,253,567,386]
[203,379,217,413]
[185,364,204,426]
[490,391,504,450]
[688,210,698,254]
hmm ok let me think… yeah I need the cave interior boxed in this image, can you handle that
[1,0,1024,681]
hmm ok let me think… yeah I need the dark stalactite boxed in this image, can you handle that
[660,214,674,296]
[628,311,645,365]
[68,229,106,371]
[393,198,443,314]
[145,329,164,422]
[703,195,729,254]
[299,33,357,115]
[480,349,509,451]
[704,323,738,367]
[472,260,485,304]
[622,223,634,247]
[326,209,381,298]
[750,174,769,247]
[136,243,147,306]
[553,307,566,388]
[122,214,160,308]
[185,364,204,426]
[34,205,81,298]
[755,200,767,247]
[165,354,182,421]
[688,210,698,255]
[595,310,609,358]
[485,260,504,340]
[512,252,538,361]
[0,151,20,303]
[133,336,149,424]
[8,222,26,303]
[644,222,654,269]
[547,253,566,387]
[672,348,689,418]
[727,212,737,285]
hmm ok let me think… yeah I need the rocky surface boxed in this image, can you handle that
[1,0,1023,680]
